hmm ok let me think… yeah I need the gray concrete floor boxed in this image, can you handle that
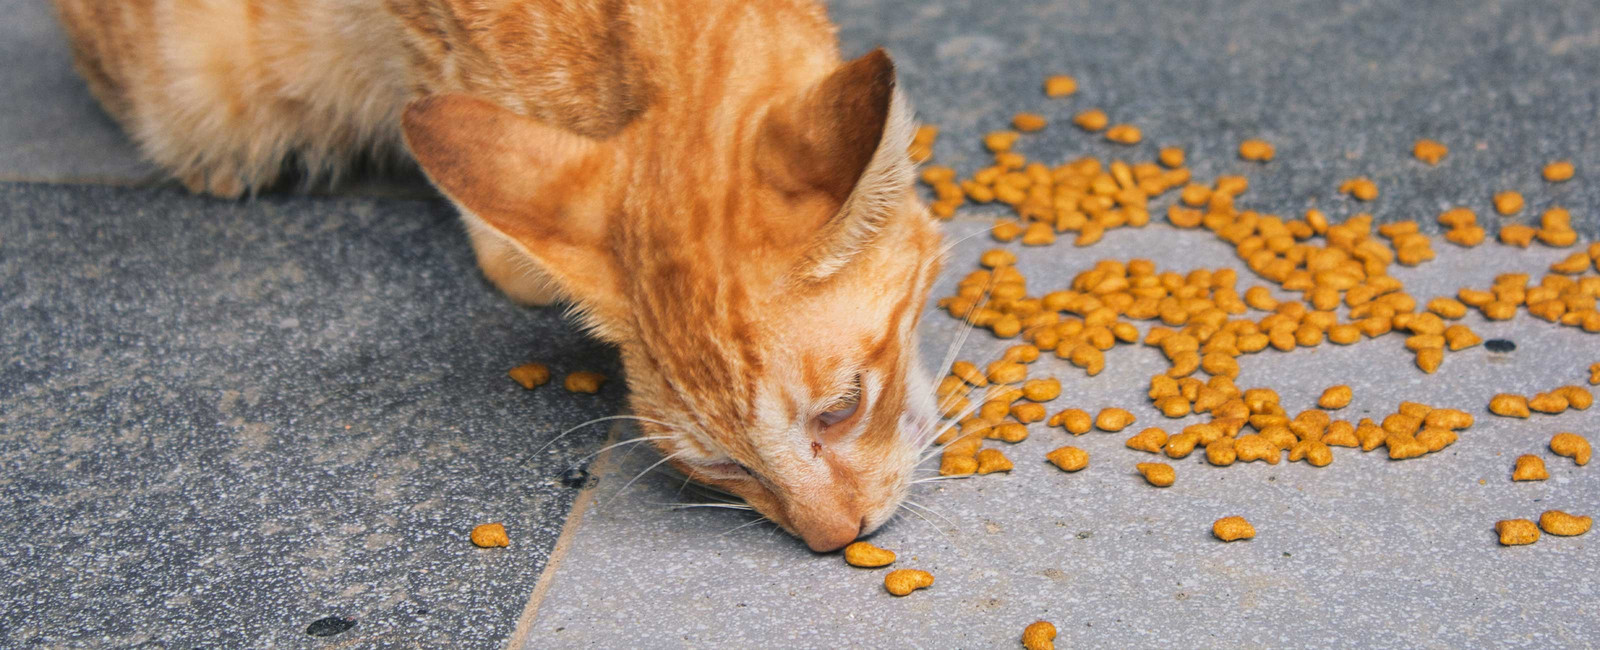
[3,0,1599,647]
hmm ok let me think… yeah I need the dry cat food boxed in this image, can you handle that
[1044,75,1078,98]
[843,541,897,568]
[1538,510,1592,536]
[1095,408,1136,432]
[507,363,551,389]
[1512,455,1549,481]
[1317,385,1352,409]
[977,448,1015,474]
[1495,519,1540,546]
[1238,139,1274,162]
[1542,161,1575,183]
[470,523,510,548]
[1549,433,1591,465]
[1046,446,1089,472]
[1022,621,1057,650]
[1136,462,1175,487]
[1412,139,1448,165]
[564,371,606,393]
[884,569,934,596]
[1212,516,1255,542]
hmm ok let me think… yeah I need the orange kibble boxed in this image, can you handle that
[1495,519,1540,546]
[1238,139,1275,162]
[1159,147,1185,168]
[1105,124,1142,145]
[1339,177,1378,201]
[1044,75,1078,98]
[1136,462,1176,487]
[1013,112,1048,132]
[1212,516,1255,541]
[508,363,551,389]
[1413,139,1448,165]
[1073,109,1109,132]
[1542,160,1575,183]
[1317,385,1353,409]
[1493,191,1524,216]
[470,523,510,548]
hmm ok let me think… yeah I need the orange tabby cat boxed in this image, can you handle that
[54,0,945,551]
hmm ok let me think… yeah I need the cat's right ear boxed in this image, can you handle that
[401,94,626,324]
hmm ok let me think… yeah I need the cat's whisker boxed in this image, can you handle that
[602,449,690,510]
[716,515,775,537]
[895,500,956,544]
[928,270,1000,412]
[901,498,957,529]
[911,474,971,484]
[530,414,675,458]
[660,502,753,511]
[563,435,672,470]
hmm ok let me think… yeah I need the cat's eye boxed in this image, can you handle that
[815,376,863,429]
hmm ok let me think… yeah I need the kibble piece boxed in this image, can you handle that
[977,448,1015,474]
[1022,620,1057,650]
[1413,139,1448,165]
[1095,408,1136,432]
[1495,519,1540,546]
[939,453,977,476]
[564,371,606,393]
[952,361,989,387]
[985,130,1020,153]
[1238,139,1275,162]
[1539,510,1592,536]
[844,541,897,568]
[1423,408,1474,430]
[1493,191,1524,216]
[1550,433,1591,465]
[1163,431,1200,458]
[992,220,1023,242]
[1528,392,1569,414]
[1416,427,1457,452]
[508,363,551,389]
[1023,378,1062,402]
[1356,419,1387,451]
[1136,462,1176,487]
[1205,438,1237,466]
[988,361,1029,384]
[1105,124,1142,144]
[1488,394,1531,418]
[1444,325,1482,351]
[1050,408,1094,435]
[1340,177,1378,201]
[1046,446,1090,472]
[1073,109,1109,132]
[1415,347,1444,374]
[1159,147,1185,168]
[1542,160,1575,183]
[1322,421,1359,447]
[884,569,934,596]
[1386,432,1427,460]
[1011,402,1047,424]
[1512,454,1549,481]
[1318,385,1353,410]
[1212,516,1255,542]
[1235,435,1280,464]
[989,422,1030,443]
[1289,440,1334,466]
[470,523,510,548]
[1499,224,1537,248]
[1126,428,1169,453]
[1556,385,1593,410]
[1591,362,1600,385]
[1044,75,1078,97]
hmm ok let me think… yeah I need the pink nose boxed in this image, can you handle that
[802,517,864,553]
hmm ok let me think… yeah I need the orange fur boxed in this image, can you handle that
[55,0,943,551]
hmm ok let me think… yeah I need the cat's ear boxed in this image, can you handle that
[757,48,916,283]
[401,94,626,323]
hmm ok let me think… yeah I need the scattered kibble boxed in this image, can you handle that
[1044,75,1078,98]
[1013,113,1048,132]
[1136,462,1175,487]
[1488,393,1531,418]
[1022,620,1057,650]
[564,371,606,393]
[470,523,510,548]
[1072,109,1108,132]
[1212,516,1256,542]
[843,541,897,568]
[1413,139,1448,165]
[1339,177,1378,201]
[1046,446,1089,472]
[1550,433,1591,465]
[1105,124,1142,144]
[508,363,551,389]
[1493,191,1524,216]
[1539,510,1592,536]
[1022,378,1062,402]
[1095,408,1136,432]
[1317,385,1352,409]
[884,569,934,596]
[1495,519,1541,546]
[1238,139,1274,162]
[1542,160,1574,183]
[1126,428,1169,453]
[1512,454,1549,481]
[977,448,1015,474]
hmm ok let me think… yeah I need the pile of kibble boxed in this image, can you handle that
[884,74,1593,648]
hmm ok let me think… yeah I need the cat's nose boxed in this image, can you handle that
[803,517,863,553]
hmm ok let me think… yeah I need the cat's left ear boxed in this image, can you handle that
[757,48,917,283]
[401,94,628,327]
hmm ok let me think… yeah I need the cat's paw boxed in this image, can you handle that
[177,164,247,199]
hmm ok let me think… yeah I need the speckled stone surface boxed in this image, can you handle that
[3,0,1600,647]
[524,219,1598,648]
[0,184,623,647]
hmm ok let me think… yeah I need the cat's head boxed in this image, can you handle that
[402,49,943,552]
